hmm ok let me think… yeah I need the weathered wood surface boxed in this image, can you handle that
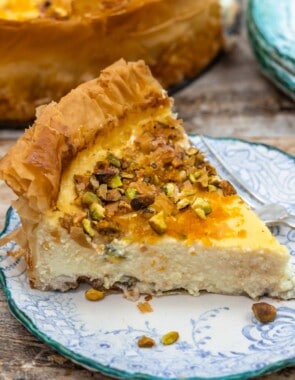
[0,7,295,380]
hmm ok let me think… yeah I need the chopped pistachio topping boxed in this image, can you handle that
[137,335,155,348]
[193,207,206,219]
[176,198,191,210]
[163,182,175,197]
[126,187,137,200]
[208,175,221,186]
[107,152,121,168]
[161,331,179,345]
[208,185,217,192]
[252,302,277,323]
[85,288,105,301]
[97,183,108,200]
[153,174,160,185]
[69,121,236,241]
[149,211,167,235]
[90,203,105,220]
[81,191,100,206]
[186,147,198,156]
[89,175,100,190]
[188,173,197,184]
[121,171,134,179]
[191,198,212,216]
[193,169,202,179]
[131,195,155,211]
[82,218,95,237]
[178,170,187,182]
[108,174,123,188]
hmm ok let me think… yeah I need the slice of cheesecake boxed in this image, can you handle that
[0,59,294,299]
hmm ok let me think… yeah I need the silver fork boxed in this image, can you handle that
[200,136,295,229]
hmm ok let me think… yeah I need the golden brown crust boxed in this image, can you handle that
[0,59,171,220]
[0,0,222,123]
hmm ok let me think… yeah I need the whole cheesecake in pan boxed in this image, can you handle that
[0,0,222,124]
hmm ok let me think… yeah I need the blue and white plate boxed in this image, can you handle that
[1,136,295,380]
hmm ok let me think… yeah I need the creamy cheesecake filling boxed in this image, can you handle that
[32,216,294,299]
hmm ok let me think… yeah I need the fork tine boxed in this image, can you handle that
[200,135,266,206]
[272,219,295,229]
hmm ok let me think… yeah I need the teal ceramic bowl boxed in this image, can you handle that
[246,0,295,100]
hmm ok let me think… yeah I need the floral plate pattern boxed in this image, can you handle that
[1,136,295,380]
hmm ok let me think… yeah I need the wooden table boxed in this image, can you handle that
[0,13,295,380]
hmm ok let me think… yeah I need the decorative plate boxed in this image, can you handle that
[246,0,295,99]
[1,136,295,380]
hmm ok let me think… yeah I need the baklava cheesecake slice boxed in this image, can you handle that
[0,60,294,299]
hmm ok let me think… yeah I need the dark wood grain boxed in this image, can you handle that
[0,2,294,379]
[174,35,295,139]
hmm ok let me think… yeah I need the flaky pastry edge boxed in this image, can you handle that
[0,59,172,248]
